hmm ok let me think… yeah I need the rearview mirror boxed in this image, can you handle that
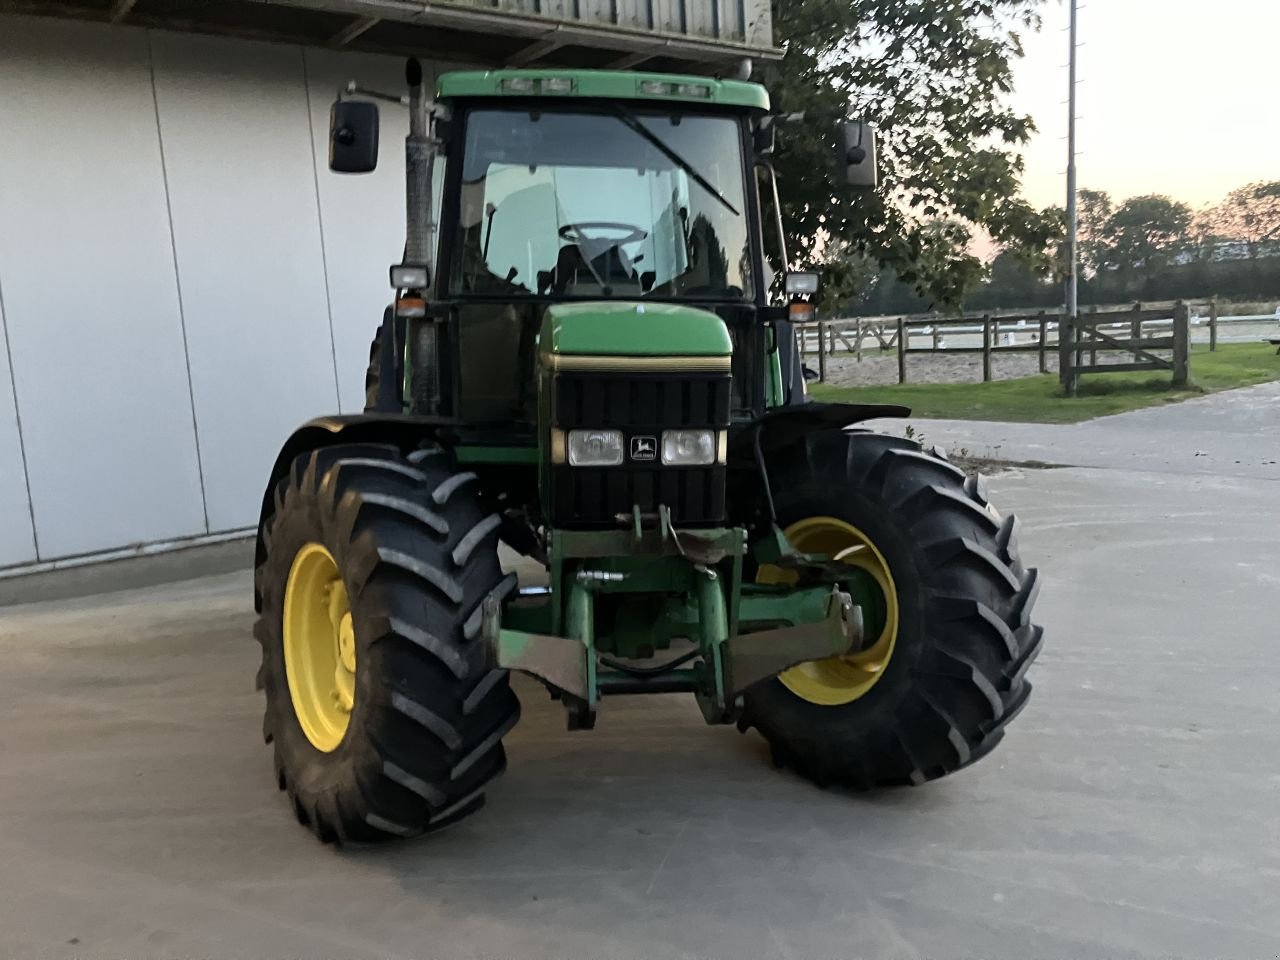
[839,120,878,191]
[329,100,379,174]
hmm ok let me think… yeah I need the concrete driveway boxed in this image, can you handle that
[2,398,1279,958]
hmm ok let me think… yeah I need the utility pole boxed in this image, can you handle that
[1063,0,1080,394]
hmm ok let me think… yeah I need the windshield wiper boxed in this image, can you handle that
[609,105,740,217]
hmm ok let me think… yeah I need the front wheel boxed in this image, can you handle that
[739,430,1043,788]
[254,442,519,841]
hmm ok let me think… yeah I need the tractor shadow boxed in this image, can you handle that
[337,683,959,914]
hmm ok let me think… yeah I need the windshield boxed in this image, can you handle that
[451,108,752,301]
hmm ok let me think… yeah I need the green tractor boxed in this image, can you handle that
[253,60,1043,842]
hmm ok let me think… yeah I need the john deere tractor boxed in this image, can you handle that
[253,59,1043,842]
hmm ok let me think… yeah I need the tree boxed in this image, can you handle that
[1199,180,1280,257]
[761,0,1060,309]
[1104,195,1192,274]
[987,248,1048,304]
[1076,188,1114,274]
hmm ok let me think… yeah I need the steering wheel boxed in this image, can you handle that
[559,222,648,246]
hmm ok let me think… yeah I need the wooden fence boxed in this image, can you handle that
[1058,302,1190,396]
[795,299,1206,393]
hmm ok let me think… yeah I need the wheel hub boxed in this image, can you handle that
[757,517,899,706]
[283,543,356,752]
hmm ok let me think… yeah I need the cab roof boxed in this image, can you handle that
[436,69,770,112]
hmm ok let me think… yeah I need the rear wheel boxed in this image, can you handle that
[255,442,518,841]
[364,307,404,413]
[740,430,1043,788]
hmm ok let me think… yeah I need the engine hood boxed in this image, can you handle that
[540,302,733,359]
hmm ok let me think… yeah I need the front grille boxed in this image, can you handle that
[552,372,731,528]
[554,375,731,429]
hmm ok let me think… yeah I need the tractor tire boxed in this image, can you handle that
[254,442,519,842]
[364,307,405,413]
[739,429,1043,789]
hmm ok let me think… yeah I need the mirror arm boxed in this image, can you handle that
[759,161,789,275]
[339,81,409,106]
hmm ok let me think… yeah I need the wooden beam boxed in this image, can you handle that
[331,15,380,46]
[109,0,137,23]
[606,51,653,69]
[506,34,565,66]
[1067,361,1172,375]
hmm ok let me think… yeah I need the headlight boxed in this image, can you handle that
[567,429,624,467]
[661,429,716,466]
[389,263,430,289]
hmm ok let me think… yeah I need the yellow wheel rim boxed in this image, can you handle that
[283,543,356,752]
[758,517,899,706]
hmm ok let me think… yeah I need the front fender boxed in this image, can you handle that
[727,401,910,465]
[253,414,458,610]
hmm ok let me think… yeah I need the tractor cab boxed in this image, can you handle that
[329,68,877,435]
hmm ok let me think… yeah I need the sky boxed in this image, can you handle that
[1009,0,1278,213]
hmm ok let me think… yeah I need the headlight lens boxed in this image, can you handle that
[661,429,716,466]
[567,429,624,467]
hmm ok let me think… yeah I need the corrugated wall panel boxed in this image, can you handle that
[150,32,339,533]
[0,17,207,559]
[441,0,770,44]
[613,0,649,31]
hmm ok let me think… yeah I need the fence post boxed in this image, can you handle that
[983,316,993,384]
[1038,310,1048,373]
[817,321,827,383]
[1130,315,1141,362]
[896,318,907,384]
[1209,299,1218,352]
[1173,301,1190,387]
[982,314,993,382]
[1058,311,1077,396]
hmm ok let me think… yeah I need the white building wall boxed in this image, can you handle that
[0,297,36,568]
[0,14,428,568]
[150,33,342,533]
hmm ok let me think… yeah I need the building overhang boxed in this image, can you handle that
[1,0,780,74]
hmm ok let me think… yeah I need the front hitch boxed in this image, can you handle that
[721,587,863,700]
[482,582,864,728]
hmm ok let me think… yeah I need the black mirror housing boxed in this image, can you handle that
[329,100,379,174]
[840,120,878,191]
[752,116,776,158]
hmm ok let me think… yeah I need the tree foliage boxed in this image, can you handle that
[1076,188,1114,274]
[1196,180,1280,256]
[1103,195,1193,273]
[761,0,1059,308]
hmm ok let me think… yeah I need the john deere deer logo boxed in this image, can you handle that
[630,436,657,461]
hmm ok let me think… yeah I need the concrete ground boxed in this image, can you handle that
[2,388,1279,959]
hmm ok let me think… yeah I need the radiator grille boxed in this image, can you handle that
[551,372,730,528]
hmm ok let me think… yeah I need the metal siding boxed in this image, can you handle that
[613,0,649,31]
[743,0,770,47]
[0,298,36,568]
[149,33,339,533]
[442,0,765,42]
[0,17,207,559]
[580,0,619,27]
[303,48,415,416]
[652,0,680,34]
[540,0,577,21]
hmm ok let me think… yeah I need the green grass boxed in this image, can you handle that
[810,342,1280,424]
